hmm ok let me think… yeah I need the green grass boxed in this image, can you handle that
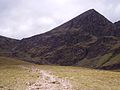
[96,53,113,67]
[103,54,120,66]
[0,57,39,90]
[0,57,30,65]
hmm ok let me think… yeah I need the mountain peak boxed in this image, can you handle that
[75,9,112,24]
[57,9,113,35]
[88,9,96,11]
[83,9,98,14]
[83,9,105,17]
[44,9,113,38]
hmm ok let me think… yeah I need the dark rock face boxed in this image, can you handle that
[114,21,120,37]
[1,9,120,69]
[0,35,19,56]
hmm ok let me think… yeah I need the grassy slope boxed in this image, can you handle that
[0,57,39,90]
[0,56,120,90]
[103,54,120,66]
[77,52,120,69]
[37,65,120,90]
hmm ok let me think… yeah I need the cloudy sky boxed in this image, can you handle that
[0,0,120,39]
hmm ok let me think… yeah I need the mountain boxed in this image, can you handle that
[0,35,19,56]
[114,21,120,37]
[99,21,120,69]
[1,9,120,69]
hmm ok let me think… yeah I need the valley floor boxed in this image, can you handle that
[0,57,120,90]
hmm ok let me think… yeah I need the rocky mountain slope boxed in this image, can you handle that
[0,35,19,56]
[1,9,120,69]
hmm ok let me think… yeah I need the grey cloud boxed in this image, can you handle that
[0,0,120,39]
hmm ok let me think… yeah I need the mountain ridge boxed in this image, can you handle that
[0,9,120,69]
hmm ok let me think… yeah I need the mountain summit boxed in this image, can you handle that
[1,9,120,69]
[48,9,113,37]
[68,9,112,27]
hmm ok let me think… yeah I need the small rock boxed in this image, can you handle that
[0,86,4,88]
[26,82,34,86]
[51,81,60,84]
[8,89,14,90]
[35,83,41,86]
[36,87,40,90]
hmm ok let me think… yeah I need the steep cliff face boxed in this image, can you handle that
[1,9,120,69]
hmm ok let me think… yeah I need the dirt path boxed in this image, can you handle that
[25,66,73,90]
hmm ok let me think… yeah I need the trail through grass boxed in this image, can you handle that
[0,57,120,90]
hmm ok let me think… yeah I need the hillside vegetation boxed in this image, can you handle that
[0,57,39,90]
